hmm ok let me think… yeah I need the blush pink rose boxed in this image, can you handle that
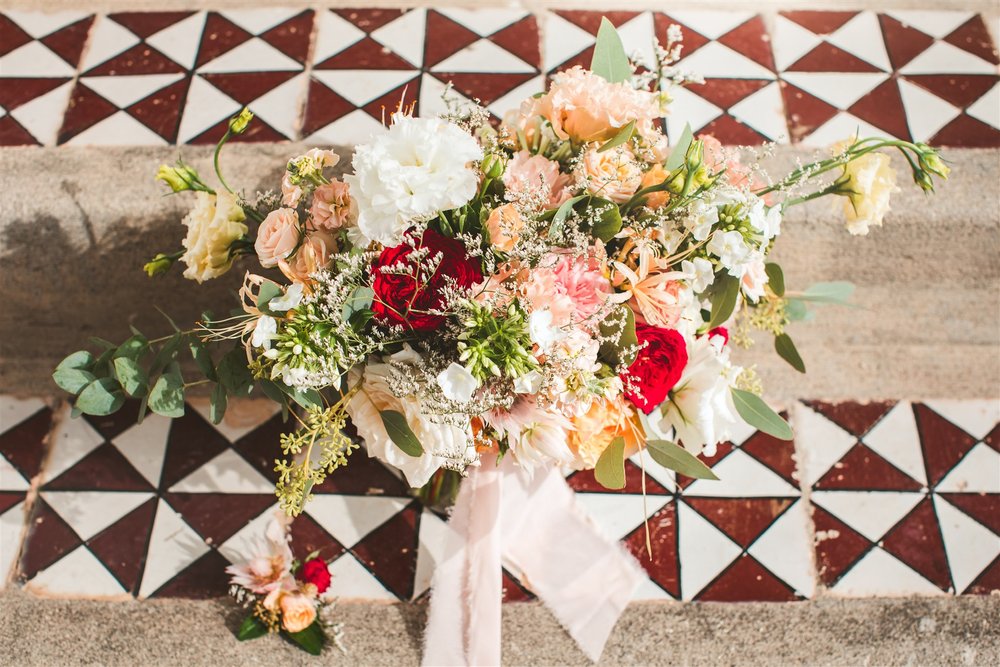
[256,208,301,268]
[502,150,572,210]
[577,145,642,203]
[310,180,355,231]
[280,230,335,284]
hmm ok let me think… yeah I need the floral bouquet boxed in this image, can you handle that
[226,515,342,655]
[53,19,947,662]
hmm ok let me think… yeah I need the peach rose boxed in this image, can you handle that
[639,163,671,209]
[263,589,318,634]
[485,204,526,252]
[567,396,643,469]
[577,145,642,203]
[502,150,572,210]
[529,67,662,144]
[279,230,335,284]
[256,208,301,268]
[310,180,355,231]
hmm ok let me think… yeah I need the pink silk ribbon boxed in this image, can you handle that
[422,455,645,666]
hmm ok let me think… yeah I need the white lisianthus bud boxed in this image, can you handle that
[436,362,480,403]
[268,283,304,312]
[251,315,277,349]
[513,370,543,395]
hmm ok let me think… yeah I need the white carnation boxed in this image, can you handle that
[346,112,483,246]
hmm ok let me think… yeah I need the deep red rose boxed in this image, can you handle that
[300,558,331,594]
[623,324,689,414]
[370,229,483,331]
[708,327,729,345]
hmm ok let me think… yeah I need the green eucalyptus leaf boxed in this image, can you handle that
[379,409,423,457]
[785,298,812,322]
[150,332,183,376]
[209,384,227,425]
[148,362,185,418]
[708,273,740,329]
[189,341,217,381]
[591,18,631,83]
[217,346,254,396]
[113,357,149,397]
[645,439,718,480]
[342,286,375,322]
[594,435,626,490]
[589,197,623,242]
[548,194,588,237]
[799,281,855,304]
[236,615,267,641]
[75,378,125,416]
[53,368,97,395]
[114,335,148,360]
[774,333,806,373]
[279,383,323,411]
[598,305,637,369]
[731,388,793,440]
[286,620,325,655]
[765,263,785,297]
[597,120,635,153]
[56,350,94,372]
[256,281,283,315]
[664,123,693,171]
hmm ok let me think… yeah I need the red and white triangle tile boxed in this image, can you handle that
[796,401,1000,596]
[0,11,93,146]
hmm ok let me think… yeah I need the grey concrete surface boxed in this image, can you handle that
[1,589,998,666]
[2,145,997,401]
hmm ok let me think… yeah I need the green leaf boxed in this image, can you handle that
[75,378,125,416]
[548,194,588,237]
[598,304,637,369]
[708,273,740,329]
[589,197,624,242]
[113,335,148,360]
[342,286,375,322]
[645,439,718,480]
[597,120,635,153]
[731,388,793,440]
[148,362,185,418]
[56,350,94,372]
[281,384,323,411]
[113,357,149,397]
[210,384,227,425]
[774,333,806,373]
[664,123,693,171]
[259,378,286,405]
[379,409,423,457]
[89,337,117,350]
[256,280,283,315]
[189,341,217,381]
[286,620,325,656]
[594,436,626,490]
[217,346,254,396]
[785,298,812,322]
[765,263,785,297]
[799,281,855,304]
[53,368,97,395]
[590,18,631,83]
[236,615,268,641]
[150,332,183,376]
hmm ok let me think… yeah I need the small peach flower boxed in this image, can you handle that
[567,396,643,469]
[485,204,526,252]
[577,145,642,203]
[639,163,671,209]
[255,208,301,268]
[310,180,356,231]
[279,230,335,284]
[279,591,318,633]
[612,252,688,329]
[502,150,572,210]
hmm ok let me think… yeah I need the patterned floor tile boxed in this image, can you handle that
[797,401,1000,596]
[0,11,93,146]
[775,10,999,146]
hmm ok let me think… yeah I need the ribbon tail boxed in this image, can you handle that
[423,458,503,667]
[500,462,644,662]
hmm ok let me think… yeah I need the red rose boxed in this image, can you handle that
[370,229,483,331]
[623,324,689,415]
[300,558,331,594]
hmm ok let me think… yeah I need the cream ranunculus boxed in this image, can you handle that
[179,191,248,283]
[577,144,643,203]
[346,112,483,246]
[838,152,899,236]
[346,347,477,488]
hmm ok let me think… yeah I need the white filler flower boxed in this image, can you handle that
[346,112,484,246]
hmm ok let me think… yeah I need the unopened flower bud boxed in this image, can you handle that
[156,163,201,192]
[143,253,175,277]
[918,149,950,180]
[481,153,505,180]
[229,107,254,135]
[913,169,935,193]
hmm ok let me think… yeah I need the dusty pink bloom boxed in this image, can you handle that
[485,204,526,252]
[612,252,687,329]
[279,230,335,284]
[502,150,572,210]
[521,250,613,329]
[310,179,355,231]
[281,172,303,208]
[525,67,662,143]
[255,208,300,268]
[577,144,642,203]
[484,397,575,469]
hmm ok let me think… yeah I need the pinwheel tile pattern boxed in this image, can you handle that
[2,397,997,602]
[0,8,996,147]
